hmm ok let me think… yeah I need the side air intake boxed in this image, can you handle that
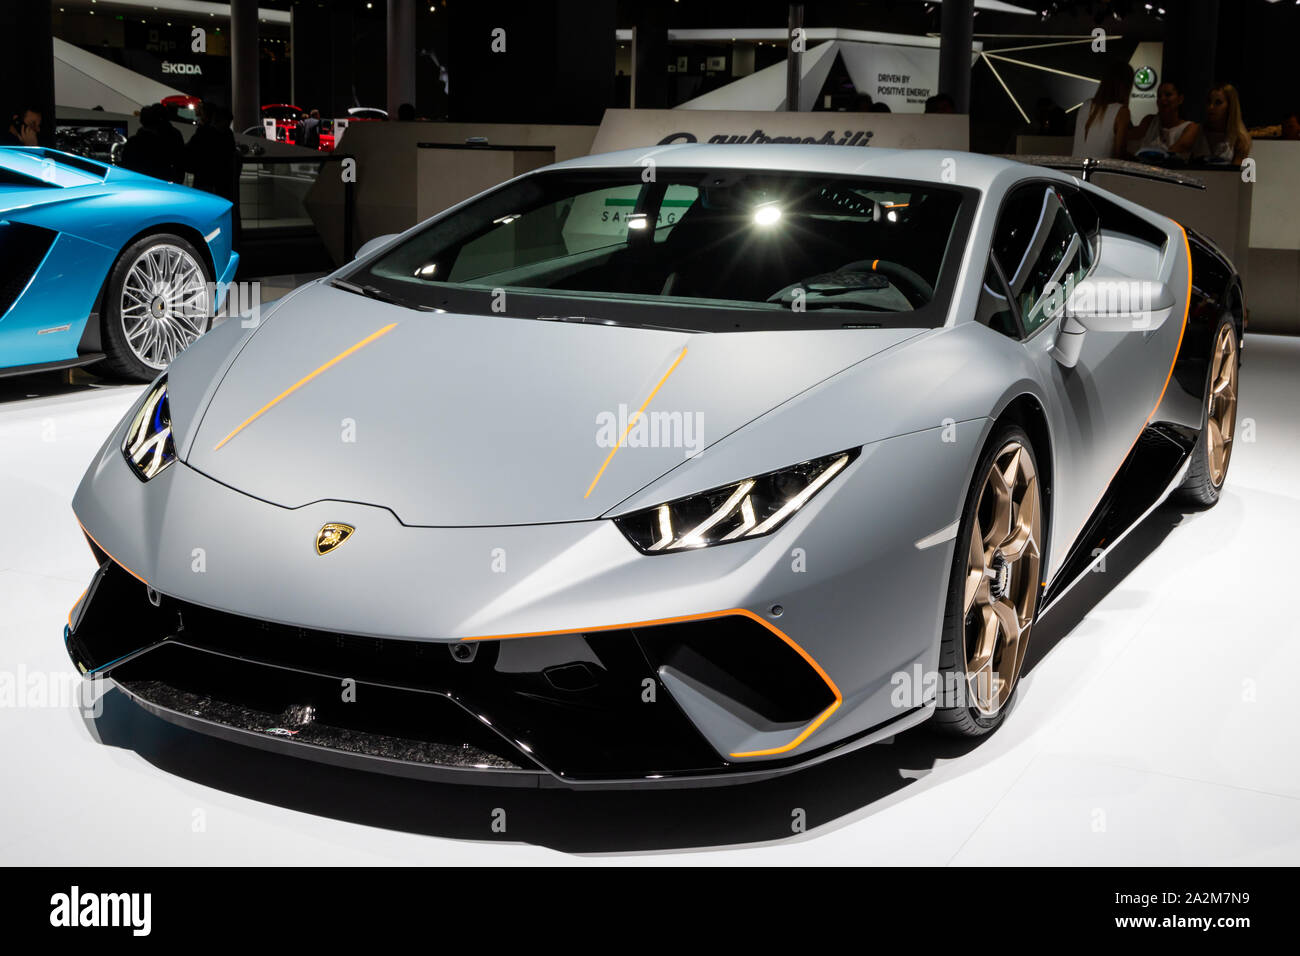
[0,221,57,316]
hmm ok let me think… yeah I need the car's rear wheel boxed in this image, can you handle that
[933,424,1044,737]
[1174,315,1240,508]
[99,233,213,382]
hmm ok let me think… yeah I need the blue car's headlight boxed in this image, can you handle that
[614,450,857,554]
[121,380,176,481]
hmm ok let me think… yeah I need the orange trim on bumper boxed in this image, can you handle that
[77,521,148,587]
[463,606,842,759]
[67,586,88,630]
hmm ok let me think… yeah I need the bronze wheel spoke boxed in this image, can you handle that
[961,438,1043,718]
[965,519,987,613]
[1206,326,1239,487]
[1001,476,1039,561]
[990,599,1022,657]
[983,466,1013,550]
[967,605,1000,712]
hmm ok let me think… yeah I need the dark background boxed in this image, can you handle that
[7,1,1295,147]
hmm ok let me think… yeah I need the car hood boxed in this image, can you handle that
[183,283,922,525]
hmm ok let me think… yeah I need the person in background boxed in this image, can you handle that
[869,101,892,113]
[925,93,956,114]
[1031,96,1069,135]
[184,101,240,246]
[397,102,416,121]
[1134,80,1199,161]
[1194,84,1251,164]
[2,104,42,146]
[120,104,183,182]
[1072,60,1135,159]
[155,103,185,175]
[298,108,321,149]
[186,102,238,200]
[1282,110,1300,141]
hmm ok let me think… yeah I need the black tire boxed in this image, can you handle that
[1173,313,1240,510]
[98,232,214,382]
[932,422,1044,738]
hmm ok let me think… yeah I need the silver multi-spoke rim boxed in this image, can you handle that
[119,243,209,369]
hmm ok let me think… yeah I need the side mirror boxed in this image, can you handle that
[1064,277,1175,333]
[1050,278,1176,368]
[353,233,399,261]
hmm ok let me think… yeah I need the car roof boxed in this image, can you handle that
[548,144,1054,192]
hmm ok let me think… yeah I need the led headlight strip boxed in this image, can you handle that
[616,449,858,554]
[121,380,176,481]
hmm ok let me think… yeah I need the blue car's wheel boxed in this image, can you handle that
[99,232,213,381]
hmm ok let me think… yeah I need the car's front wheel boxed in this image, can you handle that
[99,233,214,382]
[933,424,1044,737]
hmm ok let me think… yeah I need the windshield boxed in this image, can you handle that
[346,167,975,332]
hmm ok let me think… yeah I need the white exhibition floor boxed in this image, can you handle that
[1,334,1297,865]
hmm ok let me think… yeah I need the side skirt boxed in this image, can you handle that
[0,353,106,379]
[1039,424,1193,616]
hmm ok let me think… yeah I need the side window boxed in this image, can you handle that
[977,262,1019,338]
[992,184,1087,337]
[1063,188,1100,270]
[991,186,1046,282]
[653,184,699,243]
[1017,201,1075,334]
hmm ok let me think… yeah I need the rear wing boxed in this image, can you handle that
[1002,155,1207,190]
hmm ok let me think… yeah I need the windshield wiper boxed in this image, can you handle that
[796,301,895,312]
[331,278,435,311]
[536,315,620,325]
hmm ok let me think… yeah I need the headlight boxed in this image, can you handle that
[614,450,857,553]
[121,380,176,481]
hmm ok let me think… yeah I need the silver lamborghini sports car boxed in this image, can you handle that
[66,145,1243,787]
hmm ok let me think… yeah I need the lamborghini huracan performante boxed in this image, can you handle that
[66,146,1242,788]
[0,146,238,382]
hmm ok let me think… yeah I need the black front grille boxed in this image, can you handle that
[0,222,57,316]
[68,560,837,783]
[112,643,532,772]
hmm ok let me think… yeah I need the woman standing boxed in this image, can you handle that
[1194,84,1252,165]
[1073,61,1135,159]
[1134,81,1199,161]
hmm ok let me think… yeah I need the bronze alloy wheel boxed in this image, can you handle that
[961,441,1043,717]
[1206,322,1239,487]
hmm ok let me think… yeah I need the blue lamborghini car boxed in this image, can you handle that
[0,146,237,381]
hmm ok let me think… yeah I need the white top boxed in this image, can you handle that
[1072,100,1123,159]
[1193,130,1238,164]
[1138,117,1192,153]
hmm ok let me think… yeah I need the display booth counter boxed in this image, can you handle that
[1243,141,1300,334]
[415,143,556,223]
[302,120,597,265]
[1088,166,1252,273]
